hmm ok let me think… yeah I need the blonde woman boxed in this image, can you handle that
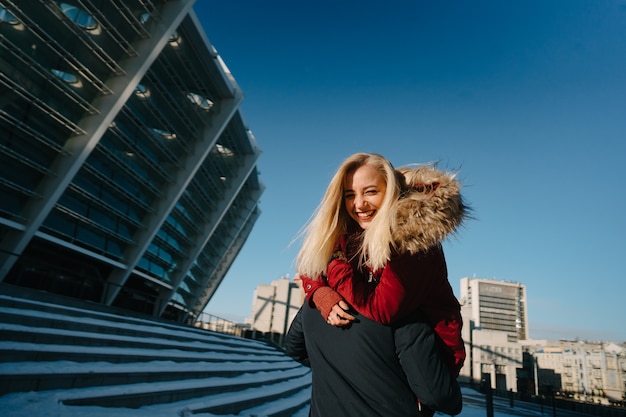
[297,152,468,375]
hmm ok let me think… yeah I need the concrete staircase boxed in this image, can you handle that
[0,292,311,416]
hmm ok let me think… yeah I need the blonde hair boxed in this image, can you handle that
[296,153,402,278]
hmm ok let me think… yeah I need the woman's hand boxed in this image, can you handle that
[326,300,355,326]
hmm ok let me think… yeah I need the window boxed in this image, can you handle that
[187,92,214,111]
[151,128,176,141]
[215,143,233,156]
[169,31,182,47]
[138,12,150,25]
[58,2,101,35]
[0,6,18,25]
[51,69,82,88]
[134,84,151,99]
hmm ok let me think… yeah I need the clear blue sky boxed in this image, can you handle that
[199,1,626,342]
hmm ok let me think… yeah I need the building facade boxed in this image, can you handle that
[460,277,626,404]
[246,276,304,345]
[520,340,626,404]
[459,277,528,391]
[0,1,263,322]
[468,328,524,394]
[460,277,528,342]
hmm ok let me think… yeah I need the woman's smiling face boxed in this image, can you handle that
[343,164,387,230]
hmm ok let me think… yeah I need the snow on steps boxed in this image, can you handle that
[0,294,312,416]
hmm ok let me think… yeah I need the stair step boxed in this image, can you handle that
[134,374,312,416]
[59,368,311,408]
[0,322,281,356]
[0,304,271,350]
[0,340,293,364]
[232,386,312,417]
[0,359,303,394]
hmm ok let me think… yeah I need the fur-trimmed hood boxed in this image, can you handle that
[391,164,469,254]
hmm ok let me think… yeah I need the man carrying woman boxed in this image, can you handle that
[286,152,469,416]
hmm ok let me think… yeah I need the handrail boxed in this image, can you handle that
[192,310,249,338]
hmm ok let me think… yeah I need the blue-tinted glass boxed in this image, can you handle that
[59,194,88,216]
[89,206,116,231]
[44,211,76,237]
[105,239,124,259]
[137,257,150,271]
[76,224,105,248]
[116,222,132,240]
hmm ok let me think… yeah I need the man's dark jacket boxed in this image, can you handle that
[285,303,462,417]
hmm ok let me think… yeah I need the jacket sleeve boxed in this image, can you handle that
[284,306,311,367]
[433,313,466,375]
[299,274,325,300]
[299,274,344,319]
[393,309,463,416]
[299,238,345,300]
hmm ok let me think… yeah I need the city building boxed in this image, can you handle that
[520,339,626,404]
[460,277,528,342]
[459,277,528,391]
[460,277,626,404]
[246,276,304,345]
[0,1,263,322]
[466,327,524,393]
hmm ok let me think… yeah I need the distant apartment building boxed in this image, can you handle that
[520,340,626,404]
[0,1,263,322]
[246,276,304,344]
[459,277,528,391]
[460,277,528,342]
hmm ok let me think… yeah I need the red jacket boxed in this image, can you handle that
[301,243,465,375]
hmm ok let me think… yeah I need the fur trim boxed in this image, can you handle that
[392,164,468,254]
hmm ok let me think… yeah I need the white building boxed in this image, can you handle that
[460,277,528,342]
[246,276,304,344]
[459,277,528,392]
[470,329,523,393]
[520,339,626,403]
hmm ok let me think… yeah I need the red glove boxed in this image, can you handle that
[299,274,343,320]
[311,286,344,320]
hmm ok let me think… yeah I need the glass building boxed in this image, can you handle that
[0,1,264,322]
